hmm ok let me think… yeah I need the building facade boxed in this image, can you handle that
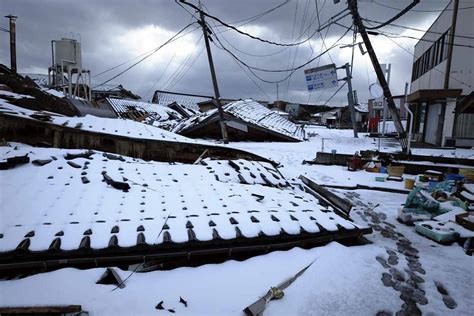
[407,0,474,147]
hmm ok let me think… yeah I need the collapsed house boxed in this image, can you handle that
[0,85,371,277]
[0,144,371,276]
[173,99,305,142]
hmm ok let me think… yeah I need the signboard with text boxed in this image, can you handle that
[304,63,338,92]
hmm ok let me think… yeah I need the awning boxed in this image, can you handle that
[407,89,462,103]
[458,92,474,113]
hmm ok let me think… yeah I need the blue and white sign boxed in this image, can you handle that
[304,63,338,92]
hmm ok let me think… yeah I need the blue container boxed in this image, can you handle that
[380,166,387,174]
[446,173,465,182]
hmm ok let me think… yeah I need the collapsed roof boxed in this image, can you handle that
[106,97,183,129]
[173,99,305,142]
[0,145,370,275]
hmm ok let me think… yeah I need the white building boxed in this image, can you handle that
[407,0,474,147]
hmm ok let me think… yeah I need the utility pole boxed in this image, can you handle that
[342,63,358,138]
[5,15,17,74]
[198,9,229,144]
[347,0,407,150]
[444,0,459,89]
[381,63,391,136]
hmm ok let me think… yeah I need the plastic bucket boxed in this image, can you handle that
[405,178,415,190]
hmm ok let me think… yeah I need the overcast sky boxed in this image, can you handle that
[0,0,461,105]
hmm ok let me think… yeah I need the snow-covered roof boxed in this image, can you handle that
[107,98,182,122]
[174,99,305,141]
[153,91,210,111]
[355,103,369,113]
[0,100,196,144]
[0,144,366,267]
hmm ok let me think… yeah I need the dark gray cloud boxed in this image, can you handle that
[0,0,449,105]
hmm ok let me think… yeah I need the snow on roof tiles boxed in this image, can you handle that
[174,99,305,141]
[0,145,365,261]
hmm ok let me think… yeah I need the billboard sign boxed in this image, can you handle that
[304,63,338,92]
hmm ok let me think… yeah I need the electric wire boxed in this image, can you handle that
[180,0,348,47]
[372,0,474,13]
[365,0,421,30]
[210,24,352,84]
[362,18,474,40]
[380,32,471,88]
[372,29,474,49]
[323,81,347,106]
[143,55,176,101]
[93,22,197,88]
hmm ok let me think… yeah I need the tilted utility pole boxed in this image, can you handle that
[5,15,17,74]
[347,0,407,150]
[198,10,229,144]
[342,63,358,138]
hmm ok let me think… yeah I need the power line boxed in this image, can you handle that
[336,21,474,49]
[372,0,474,12]
[362,18,474,40]
[211,23,352,84]
[380,32,472,88]
[93,23,199,79]
[376,29,474,49]
[227,0,290,25]
[365,0,421,30]
[93,22,197,89]
[323,81,347,106]
[180,0,348,47]
[143,55,176,101]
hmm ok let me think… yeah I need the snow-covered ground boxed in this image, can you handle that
[0,125,473,315]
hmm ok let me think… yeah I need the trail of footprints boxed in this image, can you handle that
[341,191,458,315]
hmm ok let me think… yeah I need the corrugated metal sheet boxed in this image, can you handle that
[455,113,474,138]
[107,98,182,122]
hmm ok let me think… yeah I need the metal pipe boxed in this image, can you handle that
[5,15,17,73]
[403,82,414,154]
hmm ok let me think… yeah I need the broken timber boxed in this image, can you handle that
[0,305,83,314]
[300,175,353,218]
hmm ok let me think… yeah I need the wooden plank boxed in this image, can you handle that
[0,305,82,313]
[299,175,353,217]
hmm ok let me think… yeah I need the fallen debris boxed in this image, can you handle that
[67,161,81,169]
[96,267,126,289]
[0,154,29,170]
[64,150,94,160]
[103,173,130,192]
[179,297,188,307]
[32,158,52,166]
[243,260,316,316]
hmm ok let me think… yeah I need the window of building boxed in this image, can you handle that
[411,28,451,82]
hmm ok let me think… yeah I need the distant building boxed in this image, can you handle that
[407,1,473,147]
[368,95,407,120]
[91,84,140,101]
